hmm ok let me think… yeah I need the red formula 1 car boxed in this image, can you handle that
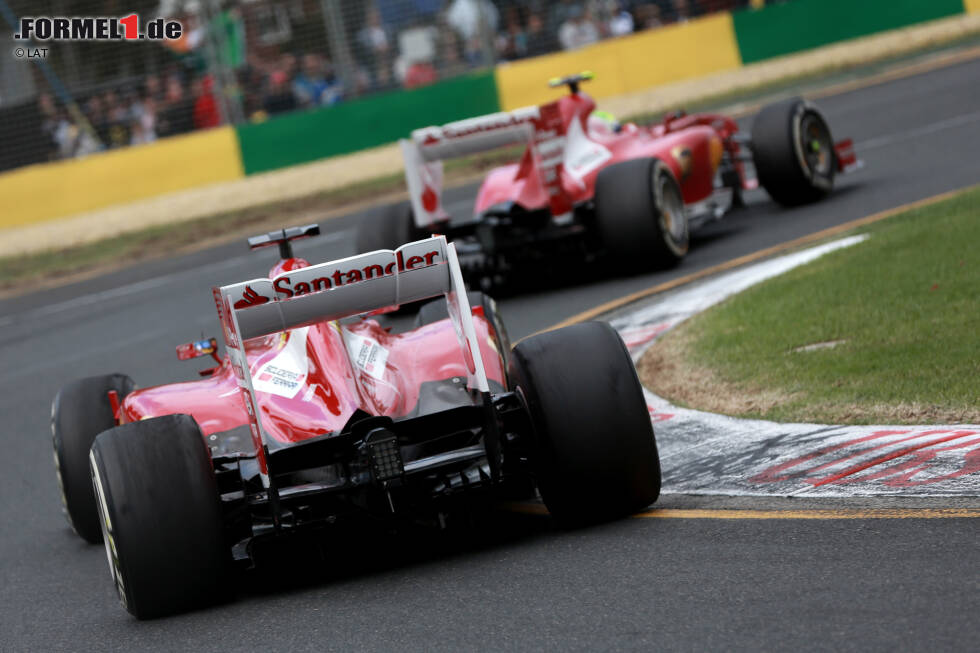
[50,225,660,618]
[357,72,859,288]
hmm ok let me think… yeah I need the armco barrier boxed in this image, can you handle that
[733,0,966,64]
[235,71,500,175]
[0,126,243,229]
[494,13,740,111]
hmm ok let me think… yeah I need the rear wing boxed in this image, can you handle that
[212,235,489,486]
[401,103,573,227]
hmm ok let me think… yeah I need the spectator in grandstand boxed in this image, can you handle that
[192,76,222,130]
[524,11,556,58]
[280,53,299,82]
[105,89,136,148]
[634,2,664,28]
[156,75,194,137]
[496,6,528,60]
[436,29,465,78]
[239,65,269,119]
[85,94,109,146]
[403,60,438,88]
[357,6,394,90]
[38,93,60,161]
[293,53,343,107]
[130,92,158,146]
[607,1,635,36]
[143,75,165,104]
[446,0,499,65]
[673,0,694,22]
[548,0,580,31]
[263,70,298,116]
[558,5,600,50]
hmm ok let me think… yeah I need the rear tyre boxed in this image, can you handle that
[508,321,661,524]
[595,157,689,270]
[90,414,230,618]
[51,373,134,543]
[751,97,835,206]
[355,202,425,253]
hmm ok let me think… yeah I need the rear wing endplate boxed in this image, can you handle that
[213,236,489,486]
[401,104,572,227]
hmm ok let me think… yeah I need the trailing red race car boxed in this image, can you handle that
[357,72,859,289]
[51,225,661,618]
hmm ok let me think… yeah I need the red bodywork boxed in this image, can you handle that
[119,257,506,447]
[472,91,734,216]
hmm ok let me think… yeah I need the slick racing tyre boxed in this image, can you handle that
[751,97,835,206]
[355,202,425,254]
[90,414,230,619]
[596,157,689,270]
[51,373,135,543]
[508,321,661,524]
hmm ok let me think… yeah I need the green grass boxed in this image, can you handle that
[655,186,980,424]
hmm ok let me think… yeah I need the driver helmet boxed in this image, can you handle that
[588,110,621,135]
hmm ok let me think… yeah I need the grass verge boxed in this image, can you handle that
[638,186,980,425]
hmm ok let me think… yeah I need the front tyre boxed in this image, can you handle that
[90,414,230,618]
[51,373,134,543]
[508,321,661,524]
[596,157,689,270]
[751,97,836,206]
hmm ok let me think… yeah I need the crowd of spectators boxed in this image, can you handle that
[38,67,227,159]
[38,0,748,161]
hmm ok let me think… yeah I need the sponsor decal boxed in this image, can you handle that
[231,244,444,309]
[251,328,309,398]
[562,116,611,180]
[343,331,389,380]
[415,107,540,145]
[234,285,270,309]
[421,185,439,212]
[671,145,693,180]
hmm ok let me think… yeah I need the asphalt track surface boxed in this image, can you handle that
[1,57,979,650]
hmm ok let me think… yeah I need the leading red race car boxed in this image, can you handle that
[357,72,859,289]
[50,226,661,618]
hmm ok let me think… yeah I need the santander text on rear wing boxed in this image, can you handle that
[212,236,489,486]
[401,104,573,227]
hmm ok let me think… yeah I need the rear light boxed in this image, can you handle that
[364,428,404,482]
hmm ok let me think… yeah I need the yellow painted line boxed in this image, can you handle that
[543,183,980,332]
[504,503,980,519]
[966,0,980,15]
[633,508,980,520]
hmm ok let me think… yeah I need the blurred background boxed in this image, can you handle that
[0,0,755,173]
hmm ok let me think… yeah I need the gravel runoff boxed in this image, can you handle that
[4,11,980,260]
